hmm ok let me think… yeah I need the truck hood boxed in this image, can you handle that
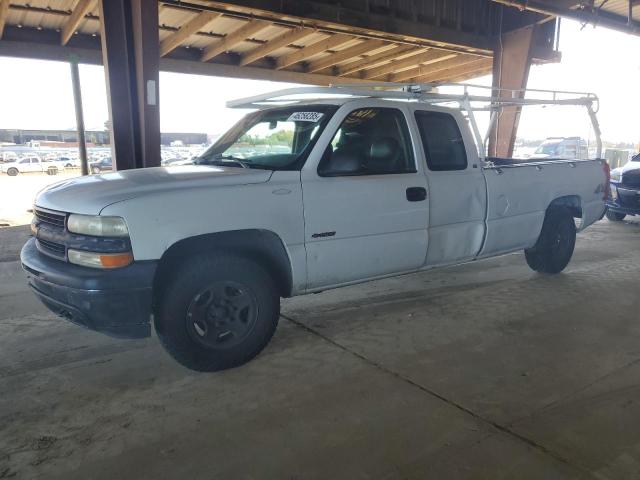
[620,161,640,173]
[36,165,273,215]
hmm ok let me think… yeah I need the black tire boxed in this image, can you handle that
[65,163,73,168]
[155,253,280,372]
[6,168,18,176]
[525,207,576,274]
[92,166,100,174]
[47,167,58,176]
[605,210,626,222]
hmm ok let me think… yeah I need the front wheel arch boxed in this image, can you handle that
[152,229,293,311]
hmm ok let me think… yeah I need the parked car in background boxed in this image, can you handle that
[530,137,589,160]
[606,153,640,221]
[58,156,80,168]
[0,156,64,176]
[0,151,18,163]
[89,157,113,174]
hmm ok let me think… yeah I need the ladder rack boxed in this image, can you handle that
[227,82,602,160]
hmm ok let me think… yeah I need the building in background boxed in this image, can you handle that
[0,129,207,147]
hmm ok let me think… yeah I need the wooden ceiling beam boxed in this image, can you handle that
[160,11,221,57]
[337,45,415,76]
[414,58,492,83]
[389,54,481,82]
[276,33,353,70]
[202,19,271,62]
[448,66,493,83]
[240,27,314,66]
[306,39,387,73]
[61,0,95,45]
[362,49,455,79]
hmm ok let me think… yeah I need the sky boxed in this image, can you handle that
[0,19,639,144]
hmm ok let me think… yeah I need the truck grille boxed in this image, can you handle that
[36,238,66,259]
[621,171,640,189]
[34,208,66,230]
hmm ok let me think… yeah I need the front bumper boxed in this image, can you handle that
[607,183,640,216]
[21,237,156,339]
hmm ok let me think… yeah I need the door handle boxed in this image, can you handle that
[406,187,427,202]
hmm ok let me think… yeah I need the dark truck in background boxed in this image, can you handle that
[607,153,640,221]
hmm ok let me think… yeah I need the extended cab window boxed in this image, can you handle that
[318,108,415,176]
[415,111,467,171]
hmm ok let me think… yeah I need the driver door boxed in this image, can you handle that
[301,105,429,290]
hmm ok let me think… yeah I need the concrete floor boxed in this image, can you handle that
[1,217,639,479]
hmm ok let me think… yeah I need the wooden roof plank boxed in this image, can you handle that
[414,58,492,83]
[337,44,416,76]
[389,54,481,82]
[306,39,387,73]
[240,27,315,66]
[276,33,353,70]
[61,0,96,46]
[160,11,222,57]
[362,49,456,79]
[201,19,272,62]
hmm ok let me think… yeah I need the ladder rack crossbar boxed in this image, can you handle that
[227,82,599,110]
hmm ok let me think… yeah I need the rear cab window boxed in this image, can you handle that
[414,111,467,171]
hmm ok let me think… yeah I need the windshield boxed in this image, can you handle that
[197,105,337,170]
[535,143,560,155]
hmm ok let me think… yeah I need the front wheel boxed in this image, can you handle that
[91,166,100,174]
[6,168,18,176]
[605,210,626,222]
[525,207,576,274]
[155,253,280,372]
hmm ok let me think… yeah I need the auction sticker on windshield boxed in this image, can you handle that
[287,112,324,122]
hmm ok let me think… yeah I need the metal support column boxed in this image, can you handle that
[488,24,535,158]
[98,0,160,170]
[69,56,89,176]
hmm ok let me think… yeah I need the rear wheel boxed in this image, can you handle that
[91,166,100,174]
[525,207,576,274]
[155,253,280,372]
[605,210,626,222]
[6,168,18,176]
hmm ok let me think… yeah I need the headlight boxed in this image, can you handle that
[610,170,622,182]
[67,214,129,237]
[68,249,133,269]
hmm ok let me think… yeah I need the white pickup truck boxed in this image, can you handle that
[0,156,65,176]
[21,85,609,371]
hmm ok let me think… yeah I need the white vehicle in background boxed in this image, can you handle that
[530,137,589,160]
[1,156,65,176]
[0,151,18,163]
[57,156,80,168]
[21,84,608,372]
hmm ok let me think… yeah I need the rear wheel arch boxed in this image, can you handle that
[547,195,582,218]
[152,229,293,308]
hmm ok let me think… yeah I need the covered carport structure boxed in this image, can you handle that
[0,0,567,169]
[3,3,640,479]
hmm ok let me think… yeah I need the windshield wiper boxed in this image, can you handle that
[199,155,251,168]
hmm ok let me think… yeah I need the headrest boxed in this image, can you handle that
[368,137,400,172]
